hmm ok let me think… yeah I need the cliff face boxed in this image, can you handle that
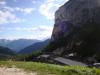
[46,0,100,62]
[52,0,100,40]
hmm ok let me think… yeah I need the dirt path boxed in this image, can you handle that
[0,67,37,75]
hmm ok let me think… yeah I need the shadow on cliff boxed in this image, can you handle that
[43,20,100,63]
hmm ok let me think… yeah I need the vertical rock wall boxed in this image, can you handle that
[52,0,100,40]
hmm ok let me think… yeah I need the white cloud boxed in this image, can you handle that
[24,26,53,40]
[39,0,69,19]
[32,0,36,4]
[2,25,53,40]
[4,6,15,12]
[0,10,21,24]
[15,7,35,14]
[34,25,53,39]
[3,6,35,14]
[0,0,6,5]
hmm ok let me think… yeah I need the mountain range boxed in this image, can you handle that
[0,46,14,55]
[0,39,11,47]
[0,39,40,52]
[6,39,40,52]
[0,46,15,60]
[19,39,50,54]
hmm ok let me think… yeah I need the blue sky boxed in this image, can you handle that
[0,0,68,40]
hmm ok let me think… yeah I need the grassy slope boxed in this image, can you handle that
[0,61,100,75]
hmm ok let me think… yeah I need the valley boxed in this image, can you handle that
[0,0,100,75]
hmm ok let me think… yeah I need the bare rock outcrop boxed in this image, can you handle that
[52,0,100,40]
[45,0,100,63]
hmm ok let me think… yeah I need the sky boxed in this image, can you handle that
[0,0,68,40]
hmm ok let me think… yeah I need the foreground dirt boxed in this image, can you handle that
[0,67,37,75]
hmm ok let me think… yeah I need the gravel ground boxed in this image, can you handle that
[0,67,37,75]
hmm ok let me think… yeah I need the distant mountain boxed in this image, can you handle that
[6,39,40,52]
[0,46,15,60]
[19,39,50,54]
[0,46,15,55]
[0,39,11,47]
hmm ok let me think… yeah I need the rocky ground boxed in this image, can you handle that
[0,67,37,75]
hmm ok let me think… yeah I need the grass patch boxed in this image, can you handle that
[0,61,99,75]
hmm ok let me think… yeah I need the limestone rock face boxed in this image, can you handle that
[47,0,100,62]
[52,0,100,40]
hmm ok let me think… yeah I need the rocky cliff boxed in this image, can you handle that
[44,0,100,63]
[52,0,100,40]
